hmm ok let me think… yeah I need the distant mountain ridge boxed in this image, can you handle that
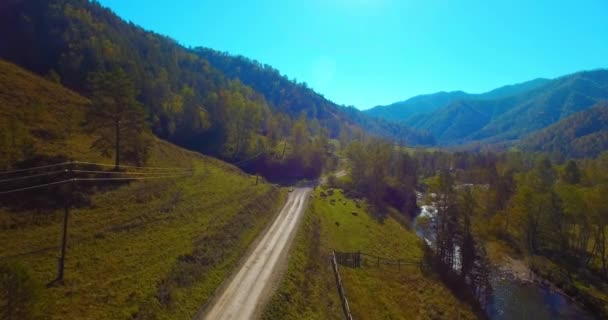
[2,0,606,154]
[479,78,552,100]
[365,70,608,150]
[365,78,551,122]
[365,91,469,122]
[0,0,434,149]
[456,70,608,145]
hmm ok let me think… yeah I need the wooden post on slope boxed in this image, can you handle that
[331,251,353,320]
[51,160,73,286]
[57,191,69,283]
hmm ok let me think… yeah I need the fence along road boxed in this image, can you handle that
[200,187,312,320]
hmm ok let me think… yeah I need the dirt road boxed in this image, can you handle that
[200,187,312,320]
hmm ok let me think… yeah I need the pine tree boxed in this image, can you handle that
[563,160,581,184]
[460,187,476,280]
[86,67,146,169]
[435,170,458,268]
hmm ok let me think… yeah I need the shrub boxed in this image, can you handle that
[0,262,40,320]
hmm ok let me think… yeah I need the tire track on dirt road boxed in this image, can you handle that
[199,187,312,320]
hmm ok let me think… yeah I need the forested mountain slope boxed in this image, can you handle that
[365,78,550,122]
[0,58,288,319]
[0,0,433,149]
[194,48,435,144]
[408,70,608,145]
[365,91,470,122]
[519,102,608,158]
[466,70,608,143]
[476,78,551,100]
[0,0,261,157]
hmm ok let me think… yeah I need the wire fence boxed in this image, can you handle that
[0,160,194,175]
[0,160,195,195]
[0,179,73,195]
[71,161,192,171]
[0,169,67,183]
[0,162,71,175]
[0,159,197,283]
[334,251,419,270]
[71,169,191,175]
[331,250,354,320]
[74,175,190,182]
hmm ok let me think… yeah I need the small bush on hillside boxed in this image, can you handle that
[326,174,338,188]
[0,262,40,320]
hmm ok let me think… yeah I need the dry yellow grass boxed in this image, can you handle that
[0,60,287,319]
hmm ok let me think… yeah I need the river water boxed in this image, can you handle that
[414,204,596,320]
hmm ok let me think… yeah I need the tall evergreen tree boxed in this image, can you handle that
[86,67,146,169]
[563,160,581,185]
[459,187,476,280]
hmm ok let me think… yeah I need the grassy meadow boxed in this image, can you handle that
[0,60,287,319]
[263,186,477,320]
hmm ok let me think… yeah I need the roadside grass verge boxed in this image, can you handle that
[0,142,285,319]
[0,140,287,319]
[264,186,477,319]
[0,59,288,319]
[262,197,342,319]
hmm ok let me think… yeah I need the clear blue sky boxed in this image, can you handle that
[98,0,608,109]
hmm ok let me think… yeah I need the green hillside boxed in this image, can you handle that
[0,59,93,166]
[364,78,550,122]
[0,0,432,149]
[409,70,608,146]
[519,102,608,158]
[0,60,286,319]
[195,49,435,145]
[366,70,608,153]
[470,71,608,143]
[366,91,470,122]
[263,187,477,320]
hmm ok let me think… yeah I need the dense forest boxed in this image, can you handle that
[195,48,435,145]
[519,102,608,159]
[335,137,608,317]
[1,0,608,319]
[366,70,608,154]
[0,0,433,181]
[425,70,608,146]
[365,78,550,122]
[3,0,606,162]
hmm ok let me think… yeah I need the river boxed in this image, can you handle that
[414,203,596,320]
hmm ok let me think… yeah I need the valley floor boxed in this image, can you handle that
[262,186,477,319]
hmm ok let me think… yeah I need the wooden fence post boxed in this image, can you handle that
[336,250,417,271]
[331,251,353,320]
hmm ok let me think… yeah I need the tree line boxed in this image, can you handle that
[0,0,434,177]
[339,136,608,317]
